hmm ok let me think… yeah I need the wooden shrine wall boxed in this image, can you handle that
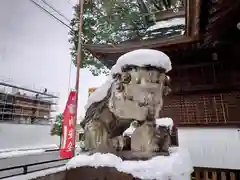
[160,61,240,145]
[160,61,240,127]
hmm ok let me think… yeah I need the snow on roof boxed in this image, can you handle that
[66,147,193,180]
[112,49,172,74]
[84,76,113,110]
[146,18,185,32]
[156,117,174,130]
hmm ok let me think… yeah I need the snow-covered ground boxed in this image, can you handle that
[0,144,58,153]
[178,127,240,170]
[0,123,60,150]
[0,149,45,159]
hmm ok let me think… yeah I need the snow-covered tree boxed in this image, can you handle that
[69,0,179,75]
[51,113,63,136]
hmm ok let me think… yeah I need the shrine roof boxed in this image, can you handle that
[83,0,240,68]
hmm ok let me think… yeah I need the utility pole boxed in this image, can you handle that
[73,0,84,156]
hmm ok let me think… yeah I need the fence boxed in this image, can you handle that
[0,149,69,179]
[192,167,240,180]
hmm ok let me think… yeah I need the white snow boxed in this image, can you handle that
[0,144,58,153]
[85,49,172,110]
[66,147,193,180]
[84,76,113,110]
[113,49,172,73]
[123,125,136,137]
[237,22,240,30]
[156,117,174,130]
[110,64,122,75]
[146,18,185,32]
[0,149,45,159]
[4,166,66,180]
[123,118,174,137]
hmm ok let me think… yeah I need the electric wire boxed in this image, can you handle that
[28,0,74,31]
[40,0,71,22]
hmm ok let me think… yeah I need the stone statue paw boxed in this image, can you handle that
[152,145,161,152]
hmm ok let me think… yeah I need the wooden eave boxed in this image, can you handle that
[84,0,240,68]
[84,35,197,54]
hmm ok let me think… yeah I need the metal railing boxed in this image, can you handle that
[0,149,69,179]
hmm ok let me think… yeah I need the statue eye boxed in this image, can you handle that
[121,72,131,84]
[116,82,124,92]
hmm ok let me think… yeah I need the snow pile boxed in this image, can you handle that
[0,144,58,153]
[113,49,172,73]
[84,77,113,110]
[0,149,45,159]
[146,18,185,32]
[66,147,193,180]
[67,153,122,169]
[5,166,66,180]
[156,117,174,130]
[123,118,174,137]
[123,125,136,137]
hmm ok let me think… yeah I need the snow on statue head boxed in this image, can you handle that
[110,49,172,121]
[81,49,173,156]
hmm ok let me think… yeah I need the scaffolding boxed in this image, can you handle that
[0,80,59,125]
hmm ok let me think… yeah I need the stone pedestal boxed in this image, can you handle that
[66,167,140,180]
[32,147,192,180]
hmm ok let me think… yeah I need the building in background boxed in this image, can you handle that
[0,80,58,125]
[0,0,76,116]
[0,0,76,148]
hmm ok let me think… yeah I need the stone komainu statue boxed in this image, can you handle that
[80,49,172,154]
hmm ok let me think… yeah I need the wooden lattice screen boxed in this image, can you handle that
[160,62,240,144]
[160,92,240,126]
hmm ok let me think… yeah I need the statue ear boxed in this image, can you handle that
[163,86,171,96]
[164,75,171,86]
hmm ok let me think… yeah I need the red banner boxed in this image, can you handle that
[60,91,77,159]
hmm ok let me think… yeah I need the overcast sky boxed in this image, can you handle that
[0,0,107,118]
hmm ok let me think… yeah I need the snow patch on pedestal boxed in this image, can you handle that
[156,117,174,130]
[123,118,174,137]
[123,124,136,137]
[66,147,193,180]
